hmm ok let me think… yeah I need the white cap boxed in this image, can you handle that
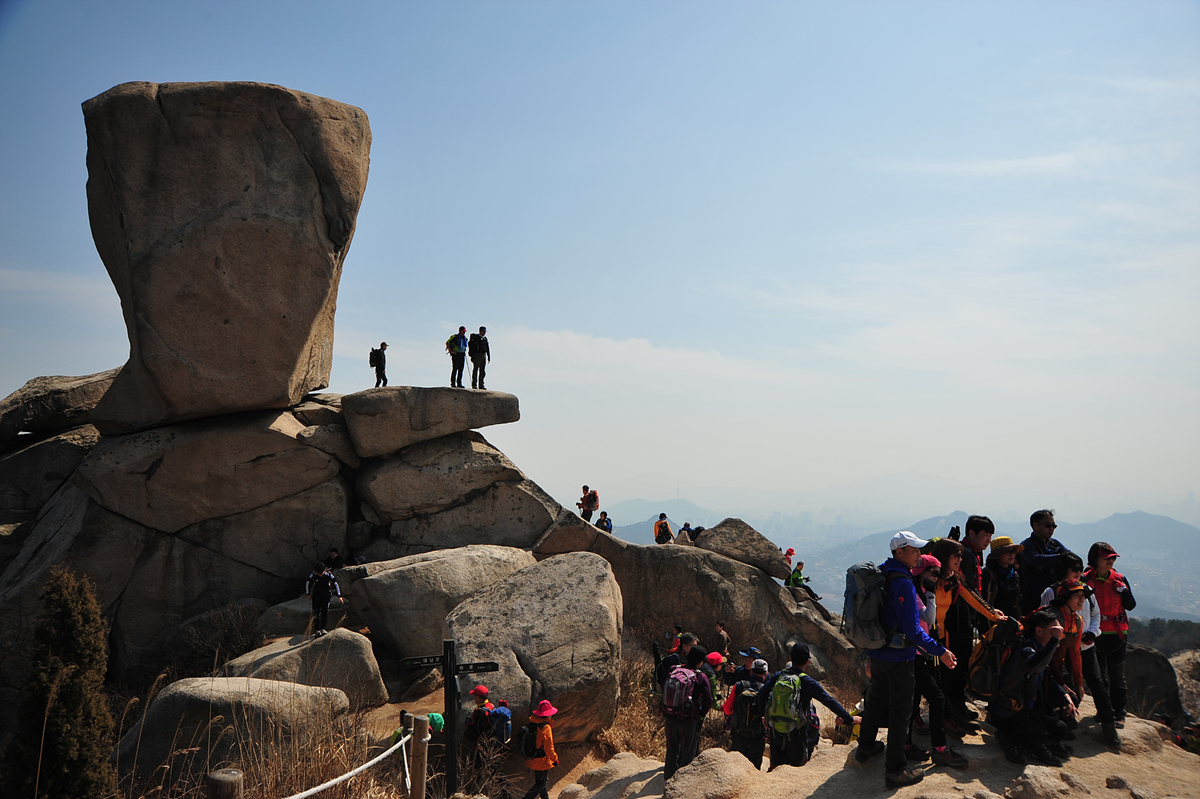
[890,530,929,552]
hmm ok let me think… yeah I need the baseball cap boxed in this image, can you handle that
[1096,543,1119,559]
[890,530,929,552]
[706,651,726,666]
[738,647,763,658]
[751,659,768,674]
[469,685,488,697]
[911,554,941,578]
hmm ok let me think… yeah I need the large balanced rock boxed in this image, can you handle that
[73,410,339,532]
[113,677,349,779]
[83,81,371,434]
[692,518,790,580]
[358,432,522,523]
[341,387,520,459]
[219,629,387,709]
[339,545,536,656]
[387,478,560,554]
[0,369,117,446]
[446,552,623,743]
[0,424,99,524]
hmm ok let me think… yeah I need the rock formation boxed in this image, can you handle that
[0,369,116,446]
[341,386,520,458]
[691,517,792,580]
[446,552,623,743]
[1126,643,1185,721]
[84,82,370,434]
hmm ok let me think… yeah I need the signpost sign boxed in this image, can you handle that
[399,639,498,795]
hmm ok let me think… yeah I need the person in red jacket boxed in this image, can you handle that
[1083,542,1136,727]
[520,700,560,799]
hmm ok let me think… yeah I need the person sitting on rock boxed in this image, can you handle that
[786,560,821,601]
[987,608,1074,767]
[594,510,613,532]
[1045,580,1091,742]
[465,685,494,743]
[784,547,795,566]
[653,513,673,544]
[520,699,560,799]
[679,522,693,540]
[758,642,859,770]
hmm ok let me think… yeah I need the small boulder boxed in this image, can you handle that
[1126,644,1185,721]
[297,423,360,468]
[357,432,522,523]
[692,518,791,580]
[1005,766,1072,799]
[0,369,117,446]
[341,386,520,459]
[219,628,387,709]
[340,545,536,657]
[113,676,348,780]
[445,552,622,744]
[0,425,100,523]
[387,479,560,553]
[74,410,340,533]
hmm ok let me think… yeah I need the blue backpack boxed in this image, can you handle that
[490,704,512,744]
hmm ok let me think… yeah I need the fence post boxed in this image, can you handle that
[410,715,429,799]
[206,769,244,799]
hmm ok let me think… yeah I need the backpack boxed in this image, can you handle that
[516,723,545,759]
[841,562,911,650]
[766,672,807,734]
[369,348,381,367]
[468,333,483,358]
[585,490,599,510]
[730,680,764,737]
[968,616,1023,701]
[661,665,699,715]
[489,704,512,744]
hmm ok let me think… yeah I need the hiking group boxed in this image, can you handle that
[367,325,493,389]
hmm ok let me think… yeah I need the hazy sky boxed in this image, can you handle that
[1,1,1197,524]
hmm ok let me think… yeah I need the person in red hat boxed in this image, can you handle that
[519,699,560,799]
[1084,542,1136,729]
[464,685,493,743]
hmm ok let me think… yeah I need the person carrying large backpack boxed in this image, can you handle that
[517,700,560,799]
[854,531,960,789]
[757,642,858,770]
[1083,542,1136,729]
[722,659,769,768]
[369,341,388,387]
[576,485,599,522]
[653,513,673,544]
[659,647,712,780]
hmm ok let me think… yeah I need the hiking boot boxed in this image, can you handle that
[1114,713,1126,729]
[931,746,969,769]
[1003,743,1026,765]
[1028,744,1063,767]
[944,718,970,738]
[1047,741,1073,758]
[1102,722,1122,747]
[904,743,930,762]
[855,741,884,762]
[884,767,924,788]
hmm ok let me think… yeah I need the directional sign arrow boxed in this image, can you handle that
[399,655,446,669]
[454,661,499,675]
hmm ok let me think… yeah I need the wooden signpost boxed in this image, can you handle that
[399,639,499,795]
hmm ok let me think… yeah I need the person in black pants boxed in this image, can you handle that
[468,326,490,389]
[373,341,388,387]
[445,326,468,388]
[305,562,340,636]
[660,647,711,780]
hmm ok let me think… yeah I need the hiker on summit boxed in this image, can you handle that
[653,513,673,544]
[659,646,712,780]
[987,608,1075,767]
[1083,541,1136,730]
[468,326,490,389]
[723,658,769,768]
[982,536,1024,619]
[759,642,859,770]
[1041,552,1120,745]
[928,537,1006,734]
[786,560,821,601]
[1045,581,1090,738]
[370,341,388,387]
[576,485,599,522]
[855,531,961,789]
[445,326,468,388]
[1020,509,1074,615]
[594,511,613,532]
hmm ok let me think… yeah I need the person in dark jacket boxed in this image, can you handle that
[982,536,1023,619]
[854,531,959,789]
[723,658,769,768]
[1083,541,1136,728]
[659,646,712,780]
[1020,509,1074,615]
[468,326,490,389]
[594,511,613,532]
[446,326,468,388]
[305,562,341,636]
[372,341,388,387]
[987,609,1074,767]
[758,642,859,769]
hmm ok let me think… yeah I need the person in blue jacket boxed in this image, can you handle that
[854,531,960,789]
[1019,509,1074,615]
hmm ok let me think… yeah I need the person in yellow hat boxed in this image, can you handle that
[519,699,560,799]
[982,536,1025,618]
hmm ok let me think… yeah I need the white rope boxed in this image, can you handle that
[280,731,412,799]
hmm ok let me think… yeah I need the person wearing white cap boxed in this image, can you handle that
[854,531,959,788]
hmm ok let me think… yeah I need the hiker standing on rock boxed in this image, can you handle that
[519,700,560,799]
[305,562,340,637]
[854,531,959,789]
[468,326,490,389]
[723,658,769,768]
[1083,541,1136,730]
[370,341,388,387]
[576,485,599,522]
[758,642,859,770]
[1020,509,1074,615]
[446,326,468,388]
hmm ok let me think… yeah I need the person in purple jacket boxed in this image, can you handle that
[854,531,960,789]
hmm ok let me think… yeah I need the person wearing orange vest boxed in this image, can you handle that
[1083,542,1136,728]
[653,513,673,544]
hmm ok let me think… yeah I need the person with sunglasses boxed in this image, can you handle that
[1019,509,1075,616]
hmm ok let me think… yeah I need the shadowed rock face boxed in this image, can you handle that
[83,81,371,434]
[0,370,117,446]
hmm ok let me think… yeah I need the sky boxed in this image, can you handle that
[1,1,1198,527]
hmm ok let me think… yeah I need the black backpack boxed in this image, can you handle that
[730,680,764,737]
[468,333,483,358]
[517,723,545,759]
[369,348,381,367]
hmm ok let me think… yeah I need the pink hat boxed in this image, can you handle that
[469,685,488,697]
[911,554,941,578]
[531,699,558,718]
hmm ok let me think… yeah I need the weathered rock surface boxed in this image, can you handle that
[297,423,360,468]
[254,594,352,638]
[559,752,664,799]
[1126,644,1185,722]
[219,629,387,709]
[446,552,622,743]
[0,369,117,446]
[113,677,349,779]
[532,508,600,556]
[74,410,339,532]
[387,478,559,554]
[0,424,100,523]
[341,387,520,459]
[84,81,371,434]
[292,395,344,426]
[692,517,790,580]
[357,432,522,523]
[339,545,536,656]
